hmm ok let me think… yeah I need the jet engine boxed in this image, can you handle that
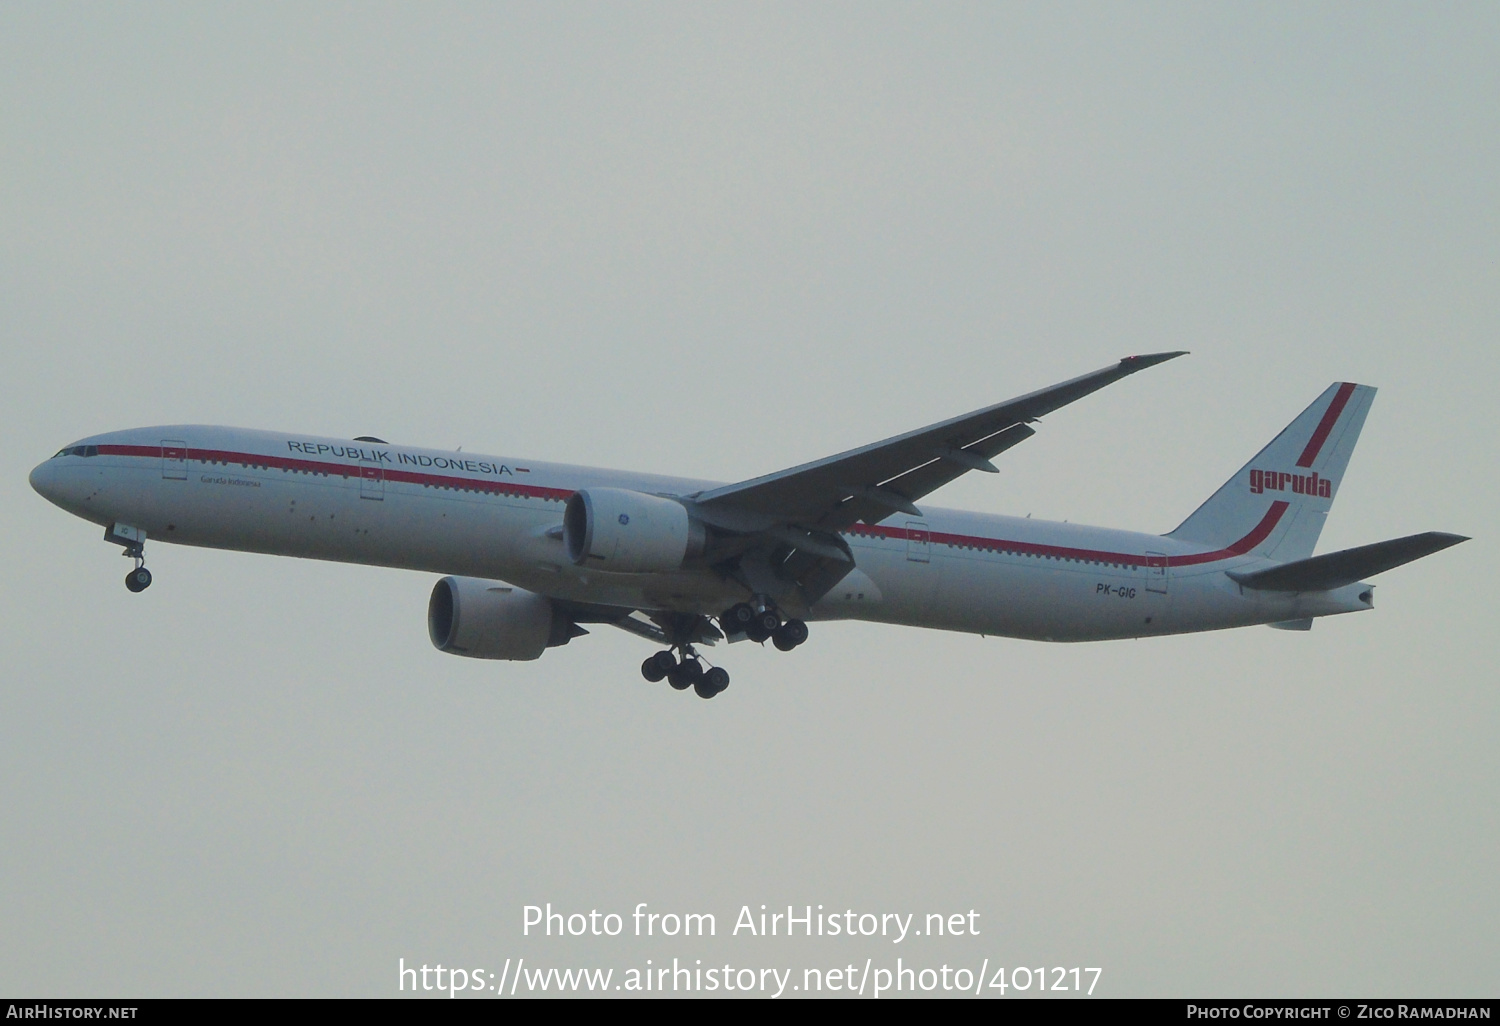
[563,488,706,573]
[428,576,583,660]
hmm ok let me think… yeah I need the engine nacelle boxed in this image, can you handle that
[428,577,577,660]
[563,488,706,573]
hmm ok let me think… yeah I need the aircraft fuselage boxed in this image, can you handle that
[29,425,1372,643]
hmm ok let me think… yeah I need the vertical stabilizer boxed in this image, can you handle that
[1168,383,1375,561]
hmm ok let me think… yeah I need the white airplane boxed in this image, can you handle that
[30,354,1466,699]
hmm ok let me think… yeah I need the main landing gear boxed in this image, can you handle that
[719,601,808,652]
[639,599,809,701]
[641,648,730,699]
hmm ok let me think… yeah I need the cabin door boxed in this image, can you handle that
[1145,551,1168,594]
[161,439,188,480]
[360,459,384,500]
[906,521,931,563]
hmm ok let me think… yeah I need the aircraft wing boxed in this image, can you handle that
[694,352,1187,533]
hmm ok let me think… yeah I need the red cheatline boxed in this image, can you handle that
[100,444,1287,568]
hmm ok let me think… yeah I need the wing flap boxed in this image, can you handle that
[850,422,1036,528]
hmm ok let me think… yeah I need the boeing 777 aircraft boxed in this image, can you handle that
[30,354,1466,699]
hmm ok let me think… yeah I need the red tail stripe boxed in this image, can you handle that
[96,444,1289,568]
[1296,382,1356,468]
[1175,501,1288,564]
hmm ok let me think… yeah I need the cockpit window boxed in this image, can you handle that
[53,445,99,458]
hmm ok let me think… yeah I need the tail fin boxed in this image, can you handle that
[1168,382,1376,561]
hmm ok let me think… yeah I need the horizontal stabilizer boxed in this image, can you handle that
[1227,532,1468,592]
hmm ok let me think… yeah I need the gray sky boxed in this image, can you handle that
[2,3,1495,997]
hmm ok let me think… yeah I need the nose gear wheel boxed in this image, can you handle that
[120,540,152,593]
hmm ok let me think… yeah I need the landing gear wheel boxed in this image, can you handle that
[694,666,730,699]
[641,650,676,683]
[125,567,152,593]
[772,619,808,651]
[756,609,781,635]
[668,656,702,691]
[723,603,755,632]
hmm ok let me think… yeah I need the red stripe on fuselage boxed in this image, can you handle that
[848,500,1287,568]
[1295,382,1356,468]
[96,444,574,502]
[99,444,1287,568]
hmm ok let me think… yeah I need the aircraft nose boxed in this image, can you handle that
[29,458,58,502]
[30,453,79,510]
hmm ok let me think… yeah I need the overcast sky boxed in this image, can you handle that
[2,3,1495,997]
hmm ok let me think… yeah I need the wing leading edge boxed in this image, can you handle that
[685,352,1186,611]
[694,352,1187,533]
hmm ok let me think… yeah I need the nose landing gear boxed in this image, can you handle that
[106,524,153,593]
